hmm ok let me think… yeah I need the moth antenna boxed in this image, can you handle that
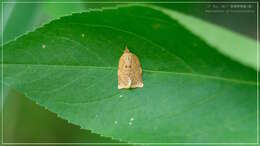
[124,46,130,53]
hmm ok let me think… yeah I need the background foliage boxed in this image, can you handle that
[0,0,259,145]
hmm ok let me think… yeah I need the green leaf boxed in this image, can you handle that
[2,3,41,43]
[2,89,119,143]
[1,2,87,44]
[2,5,257,143]
[155,6,258,71]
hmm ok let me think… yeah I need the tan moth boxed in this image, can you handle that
[118,46,143,89]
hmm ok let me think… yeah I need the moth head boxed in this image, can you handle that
[124,46,130,53]
[122,53,132,71]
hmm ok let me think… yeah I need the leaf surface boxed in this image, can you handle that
[2,5,257,143]
[157,6,258,70]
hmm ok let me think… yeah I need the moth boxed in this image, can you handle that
[118,46,143,89]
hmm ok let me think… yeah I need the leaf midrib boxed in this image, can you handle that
[3,63,256,85]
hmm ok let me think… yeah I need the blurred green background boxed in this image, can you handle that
[0,0,258,144]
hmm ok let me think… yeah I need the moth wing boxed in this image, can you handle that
[130,54,143,88]
[118,55,125,71]
[118,55,131,89]
[118,75,131,89]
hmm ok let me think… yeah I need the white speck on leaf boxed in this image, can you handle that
[119,95,123,98]
[114,121,118,124]
[81,33,85,38]
[42,44,46,48]
[130,117,134,121]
